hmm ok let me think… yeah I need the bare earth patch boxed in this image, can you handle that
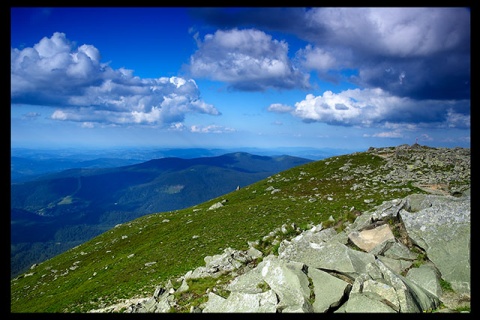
[413,183,450,196]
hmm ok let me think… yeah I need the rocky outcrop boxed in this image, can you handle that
[94,191,469,313]
[366,144,470,196]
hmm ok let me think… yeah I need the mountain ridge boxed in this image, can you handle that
[10,152,312,278]
[11,146,354,183]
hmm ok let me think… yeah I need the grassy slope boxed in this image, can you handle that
[11,150,453,312]
[10,153,311,279]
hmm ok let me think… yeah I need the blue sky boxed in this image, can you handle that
[10,7,471,151]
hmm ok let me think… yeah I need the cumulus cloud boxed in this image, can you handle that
[11,32,220,126]
[363,122,432,140]
[292,88,470,129]
[300,7,470,101]
[188,28,310,91]
[445,108,470,129]
[267,103,293,113]
[370,131,404,138]
[193,7,470,100]
[190,124,236,133]
[303,7,467,57]
[168,122,187,131]
[296,45,340,71]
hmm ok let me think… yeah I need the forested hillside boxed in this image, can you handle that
[11,152,311,278]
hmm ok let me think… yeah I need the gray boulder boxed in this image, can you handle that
[123,193,470,313]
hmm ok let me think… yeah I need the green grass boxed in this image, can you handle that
[454,306,470,312]
[172,274,232,312]
[11,149,464,313]
[439,279,454,292]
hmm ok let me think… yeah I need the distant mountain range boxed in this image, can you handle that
[10,152,312,278]
[11,146,357,182]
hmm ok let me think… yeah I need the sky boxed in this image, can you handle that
[10,7,471,152]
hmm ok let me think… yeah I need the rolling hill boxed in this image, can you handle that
[10,152,312,278]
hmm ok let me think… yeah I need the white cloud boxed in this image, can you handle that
[51,110,68,120]
[371,131,404,138]
[446,108,470,129]
[189,28,310,91]
[168,122,187,131]
[190,124,236,133]
[267,103,293,113]
[296,45,338,71]
[81,122,95,128]
[293,89,384,126]
[292,88,470,129]
[34,32,72,58]
[11,32,220,127]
